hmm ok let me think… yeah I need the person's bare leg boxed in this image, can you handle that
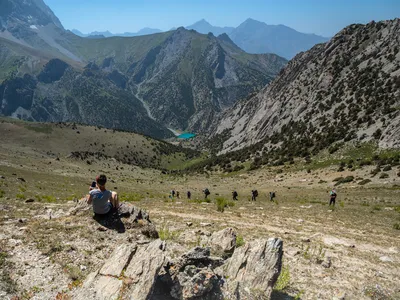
[111,191,119,208]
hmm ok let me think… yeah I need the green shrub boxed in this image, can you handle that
[379,173,389,179]
[335,176,354,186]
[370,168,380,177]
[0,189,5,198]
[41,195,57,203]
[372,205,381,211]
[236,235,245,247]
[359,160,372,166]
[216,197,228,212]
[393,223,400,230]
[358,179,371,185]
[333,177,343,182]
[158,226,179,241]
[233,164,245,172]
[16,193,25,200]
[274,265,290,291]
[215,197,235,212]
[382,165,392,171]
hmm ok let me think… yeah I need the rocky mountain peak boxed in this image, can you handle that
[0,0,63,30]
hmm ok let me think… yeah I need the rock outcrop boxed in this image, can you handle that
[223,238,283,299]
[70,235,283,300]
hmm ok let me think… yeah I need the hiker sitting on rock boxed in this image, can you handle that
[87,175,119,215]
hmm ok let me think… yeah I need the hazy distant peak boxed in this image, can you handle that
[242,18,264,25]
[186,19,234,36]
[193,19,212,26]
[71,29,85,37]
[136,27,162,35]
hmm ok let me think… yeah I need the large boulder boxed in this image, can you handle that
[223,238,283,299]
[209,228,237,257]
[168,247,225,300]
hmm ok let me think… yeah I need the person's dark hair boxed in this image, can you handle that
[96,174,107,186]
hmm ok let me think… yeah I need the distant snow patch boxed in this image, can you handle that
[30,25,38,30]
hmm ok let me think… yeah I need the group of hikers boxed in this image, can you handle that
[168,188,277,202]
[86,174,339,217]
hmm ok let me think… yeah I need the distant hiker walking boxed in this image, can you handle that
[329,189,337,206]
[269,191,276,202]
[187,191,191,200]
[203,188,210,199]
[251,190,258,201]
[176,191,180,199]
[87,175,119,215]
[171,190,176,198]
[232,191,238,201]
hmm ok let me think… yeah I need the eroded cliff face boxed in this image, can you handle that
[212,19,400,154]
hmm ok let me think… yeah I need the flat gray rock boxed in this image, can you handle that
[92,275,123,300]
[100,243,136,277]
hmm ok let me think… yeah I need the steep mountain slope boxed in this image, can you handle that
[0,59,173,138]
[211,19,400,157]
[186,19,235,36]
[229,18,330,59]
[0,0,81,62]
[70,29,286,132]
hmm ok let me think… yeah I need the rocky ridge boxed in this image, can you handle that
[211,19,400,159]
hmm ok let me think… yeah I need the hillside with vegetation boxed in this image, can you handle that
[207,19,400,169]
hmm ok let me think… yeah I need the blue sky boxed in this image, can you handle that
[45,0,399,37]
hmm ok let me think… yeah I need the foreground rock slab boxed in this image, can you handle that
[125,239,167,299]
[99,244,136,277]
[223,238,283,299]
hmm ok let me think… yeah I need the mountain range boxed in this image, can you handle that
[71,28,162,38]
[1,0,399,159]
[0,0,287,139]
[72,18,330,59]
